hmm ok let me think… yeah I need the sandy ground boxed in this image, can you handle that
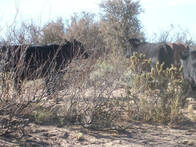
[0,120,195,147]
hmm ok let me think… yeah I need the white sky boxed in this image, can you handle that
[0,0,102,25]
[0,0,196,42]
[139,0,196,42]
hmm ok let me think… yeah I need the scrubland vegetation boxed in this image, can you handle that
[0,0,195,146]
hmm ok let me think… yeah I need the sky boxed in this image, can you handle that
[139,0,196,42]
[0,0,195,42]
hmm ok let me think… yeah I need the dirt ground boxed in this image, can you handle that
[0,119,195,147]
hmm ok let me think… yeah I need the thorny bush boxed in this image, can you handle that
[125,52,187,124]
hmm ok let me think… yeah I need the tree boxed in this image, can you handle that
[99,0,143,55]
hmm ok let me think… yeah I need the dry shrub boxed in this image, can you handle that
[1,18,66,45]
[149,25,193,46]
[1,21,42,45]
[0,67,49,136]
[72,54,132,130]
[124,52,187,124]
[41,18,65,44]
[0,73,34,136]
[0,32,68,136]
[27,52,129,130]
[65,12,105,58]
[0,45,33,136]
[15,22,42,44]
